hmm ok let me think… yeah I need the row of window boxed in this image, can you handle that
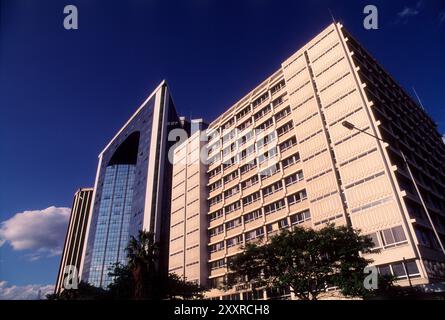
[208,108,293,161]
[209,154,302,204]
[209,190,308,237]
[209,209,311,261]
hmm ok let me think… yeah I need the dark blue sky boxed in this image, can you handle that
[0,0,444,288]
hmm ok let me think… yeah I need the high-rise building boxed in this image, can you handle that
[169,119,209,286]
[197,22,445,299]
[80,81,183,288]
[55,188,93,294]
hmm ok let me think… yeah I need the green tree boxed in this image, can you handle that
[108,230,203,300]
[228,224,383,300]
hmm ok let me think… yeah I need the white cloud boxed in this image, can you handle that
[0,281,54,300]
[0,206,70,260]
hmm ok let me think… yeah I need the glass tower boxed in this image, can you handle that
[81,81,183,288]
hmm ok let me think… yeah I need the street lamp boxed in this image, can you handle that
[341,120,445,257]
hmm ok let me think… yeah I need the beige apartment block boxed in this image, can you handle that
[201,22,445,300]
[169,124,209,286]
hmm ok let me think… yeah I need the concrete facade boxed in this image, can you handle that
[198,23,445,299]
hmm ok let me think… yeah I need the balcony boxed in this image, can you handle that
[241,183,261,198]
[226,225,243,238]
[282,160,302,177]
[209,249,225,261]
[209,215,224,229]
[225,207,243,221]
[263,189,286,205]
[244,217,264,230]
[288,199,309,216]
[227,244,243,256]
[285,180,305,196]
[277,129,296,145]
[209,186,223,199]
[242,199,262,215]
[209,200,224,213]
[209,267,227,278]
[280,143,299,160]
[208,170,223,185]
[223,176,240,190]
[265,207,288,223]
[208,232,225,244]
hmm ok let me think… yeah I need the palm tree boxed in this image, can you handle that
[126,230,160,299]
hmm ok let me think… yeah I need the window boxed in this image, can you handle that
[236,105,252,120]
[210,259,226,270]
[209,276,225,289]
[264,199,286,215]
[367,232,381,249]
[262,181,283,197]
[222,130,236,144]
[274,106,291,122]
[209,210,223,222]
[245,227,264,241]
[241,175,259,190]
[238,131,254,147]
[378,260,420,279]
[237,118,252,132]
[257,132,277,149]
[284,171,304,186]
[209,180,222,192]
[266,219,289,234]
[252,92,269,108]
[223,171,239,183]
[258,148,277,164]
[226,218,242,230]
[222,118,235,130]
[282,153,300,169]
[209,166,221,178]
[287,189,307,205]
[208,141,221,156]
[207,130,219,143]
[224,185,240,199]
[290,210,311,225]
[259,163,281,179]
[243,209,263,223]
[255,118,273,133]
[223,156,237,169]
[381,225,407,248]
[277,121,293,136]
[254,105,272,121]
[209,194,222,206]
[226,235,243,248]
[279,137,297,152]
[241,144,255,160]
[271,80,285,95]
[272,95,285,107]
[209,225,224,237]
[243,191,261,206]
[239,161,256,175]
[209,153,221,165]
[210,241,225,253]
[225,201,241,214]
[223,143,236,157]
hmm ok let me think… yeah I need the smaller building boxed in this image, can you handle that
[169,119,209,286]
[55,188,93,294]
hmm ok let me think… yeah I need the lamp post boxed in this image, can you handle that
[341,120,445,257]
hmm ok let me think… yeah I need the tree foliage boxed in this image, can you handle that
[48,230,203,300]
[228,224,385,300]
